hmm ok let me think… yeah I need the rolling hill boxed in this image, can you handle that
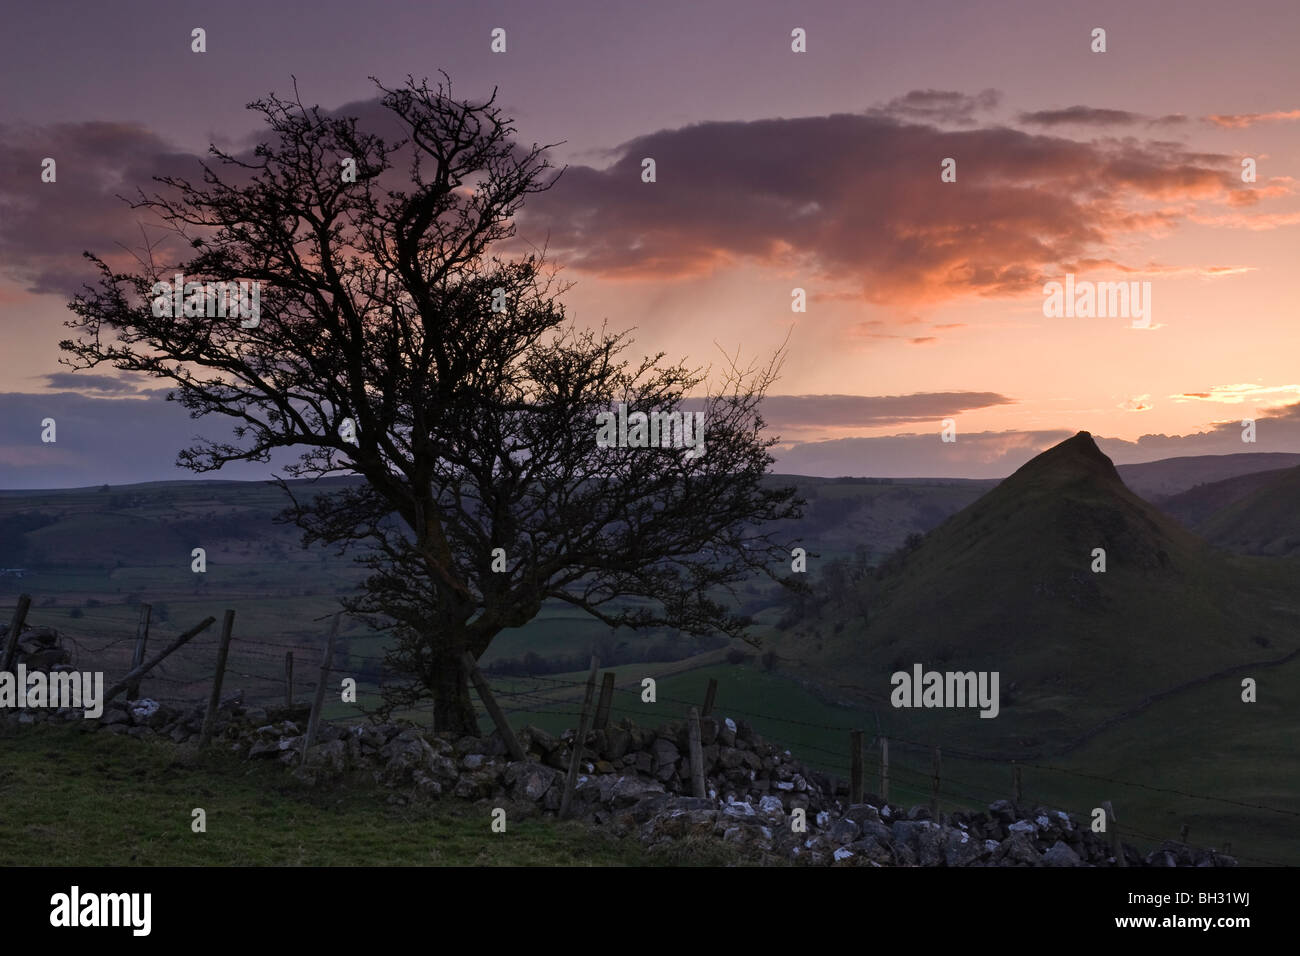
[1114,452,1300,500]
[1189,465,1300,557]
[777,432,1300,755]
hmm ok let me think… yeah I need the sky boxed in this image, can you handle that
[1,0,1298,487]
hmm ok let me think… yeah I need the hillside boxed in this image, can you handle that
[778,432,1300,754]
[0,722,728,866]
[1193,465,1300,557]
[1114,452,1300,500]
[1157,466,1295,532]
[2,459,1298,864]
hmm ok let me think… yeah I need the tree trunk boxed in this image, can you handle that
[432,647,480,735]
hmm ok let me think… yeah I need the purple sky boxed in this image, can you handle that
[2,0,1298,487]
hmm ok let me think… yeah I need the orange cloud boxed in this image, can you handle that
[1205,109,1300,129]
[520,105,1265,308]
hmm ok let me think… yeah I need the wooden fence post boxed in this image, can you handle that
[284,651,294,707]
[701,678,718,718]
[461,652,526,762]
[850,729,864,803]
[103,616,217,703]
[880,736,890,803]
[687,706,706,798]
[1012,761,1023,805]
[300,613,341,766]
[1,594,32,673]
[1179,823,1190,844]
[930,746,942,822]
[559,656,600,819]
[126,603,151,701]
[1103,800,1127,867]
[198,610,236,749]
[594,672,615,730]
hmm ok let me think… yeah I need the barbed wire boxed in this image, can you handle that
[1016,762,1300,818]
[10,602,1297,841]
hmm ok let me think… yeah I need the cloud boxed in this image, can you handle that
[873,89,1002,125]
[1205,109,1300,129]
[760,392,1014,432]
[1170,383,1300,406]
[0,388,1016,487]
[1017,107,1189,128]
[1018,107,1144,127]
[847,324,951,344]
[40,372,144,394]
[5,388,1300,487]
[1095,404,1300,461]
[0,90,418,298]
[1119,395,1153,412]
[772,402,1300,478]
[0,391,300,488]
[518,109,1251,306]
[1188,208,1300,231]
[773,429,1074,478]
[2,93,1279,313]
[0,121,206,295]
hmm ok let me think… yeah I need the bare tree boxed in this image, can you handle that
[62,75,803,733]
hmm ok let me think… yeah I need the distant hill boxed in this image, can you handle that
[763,474,993,565]
[1115,452,1300,500]
[1189,465,1300,557]
[778,432,1300,754]
[1157,467,1295,531]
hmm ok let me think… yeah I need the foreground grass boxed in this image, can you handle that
[0,722,753,866]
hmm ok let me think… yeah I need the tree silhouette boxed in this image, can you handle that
[62,75,803,732]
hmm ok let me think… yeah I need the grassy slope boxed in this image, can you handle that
[598,662,1300,866]
[778,434,1300,752]
[3,468,1297,864]
[1196,465,1300,556]
[1155,467,1293,530]
[1114,452,1300,500]
[0,721,752,867]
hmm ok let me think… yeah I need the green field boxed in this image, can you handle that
[479,660,1299,866]
[0,721,751,866]
[2,473,1296,866]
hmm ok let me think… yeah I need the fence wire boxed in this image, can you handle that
[3,599,1293,864]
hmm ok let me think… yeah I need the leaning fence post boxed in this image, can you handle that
[879,736,890,802]
[1103,800,1127,867]
[687,706,706,798]
[461,652,526,762]
[594,671,616,730]
[127,603,152,701]
[1012,760,1023,805]
[198,610,236,750]
[1,594,32,673]
[701,678,718,718]
[103,616,217,703]
[850,729,864,803]
[301,612,341,766]
[284,651,294,707]
[559,656,600,819]
[930,746,942,822]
